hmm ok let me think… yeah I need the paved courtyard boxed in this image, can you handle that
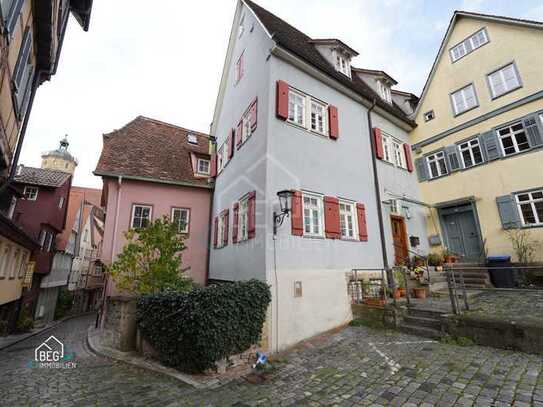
[1,314,543,406]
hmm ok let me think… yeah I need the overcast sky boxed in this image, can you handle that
[19,0,543,189]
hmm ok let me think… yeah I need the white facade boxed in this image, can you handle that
[209,1,427,351]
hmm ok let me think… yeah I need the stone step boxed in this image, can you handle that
[407,307,445,319]
[433,289,484,299]
[403,315,440,329]
[398,323,442,340]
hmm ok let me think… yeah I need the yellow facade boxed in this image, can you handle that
[0,234,31,305]
[411,15,543,261]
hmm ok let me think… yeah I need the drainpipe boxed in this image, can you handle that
[366,100,392,286]
[205,136,216,286]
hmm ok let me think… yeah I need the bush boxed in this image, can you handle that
[137,279,271,373]
[16,312,34,333]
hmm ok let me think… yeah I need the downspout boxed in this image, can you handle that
[366,99,392,286]
[205,136,216,285]
[0,71,41,194]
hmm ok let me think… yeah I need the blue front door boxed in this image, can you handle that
[441,204,482,260]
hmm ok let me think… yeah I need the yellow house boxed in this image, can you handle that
[411,11,543,262]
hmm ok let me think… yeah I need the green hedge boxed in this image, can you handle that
[137,279,271,373]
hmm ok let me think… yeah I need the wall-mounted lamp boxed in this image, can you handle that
[273,189,293,235]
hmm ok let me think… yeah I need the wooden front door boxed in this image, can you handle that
[391,215,408,265]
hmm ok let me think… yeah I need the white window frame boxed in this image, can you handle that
[58,196,65,209]
[302,192,324,237]
[310,99,327,135]
[390,199,400,214]
[10,249,20,278]
[515,190,543,226]
[217,212,227,248]
[238,197,249,242]
[197,158,210,175]
[377,80,392,104]
[45,232,54,252]
[18,253,27,279]
[382,133,393,164]
[424,110,435,122]
[131,204,152,229]
[335,53,351,77]
[235,51,244,84]
[23,186,38,201]
[7,196,16,219]
[187,134,198,145]
[451,84,478,115]
[242,114,252,143]
[426,151,448,179]
[0,243,10,278]
[450,28,489,62]
[497,121,530,156]
[171,207,190,234]
[459,138,483,168]
[392,140,406,169]
[287,87,330,137]
[288,89,306,127]
[487,63,521,99]
[339,200,358,240]
[217,144,225,173]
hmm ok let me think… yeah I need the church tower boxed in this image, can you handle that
[41,136,78,175]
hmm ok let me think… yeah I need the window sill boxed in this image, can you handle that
[453,104,479,118]
[521,223,543,230]
[302,234,325,239]
[285,121,330,140]
[340,237,359,242]
[490,85,522,101]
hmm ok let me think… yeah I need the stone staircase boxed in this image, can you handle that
[429,263,492,294]
[398,307,444,340]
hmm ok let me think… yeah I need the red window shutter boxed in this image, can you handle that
[229,129,235,159]
[223,209,229,246]
[232,203,239,244]
[291,190,303,236]
[356,203,368,242]
[236,121,243,149]
[210,153,217,177]
[373,128,384,160]
[276,80,289,120]
[213,217,218,247]
[324,196,340,239]
[250,98,258,131]
[248,191,256,239]
[403,143,414,172]
[328,105,339,140]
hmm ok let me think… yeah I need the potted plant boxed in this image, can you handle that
[442,249,457,264]
[393,268,406,297]
[427,253,444,271]
[412,287,427,299]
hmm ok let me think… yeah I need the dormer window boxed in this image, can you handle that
[309,39,358,80]
[377,81,392,104]
[187,134,198,144]
[336,55,349,76]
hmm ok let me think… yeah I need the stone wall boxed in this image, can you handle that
[102,296,137,351]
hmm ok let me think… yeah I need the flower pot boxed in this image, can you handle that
[397,287,406,297]
[393,289,401,299]
[364,298,385,307]
[412,288,427,299]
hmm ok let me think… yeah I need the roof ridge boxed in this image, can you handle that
[137,115,210,137]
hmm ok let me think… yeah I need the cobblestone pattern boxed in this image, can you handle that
[1,315,543,406]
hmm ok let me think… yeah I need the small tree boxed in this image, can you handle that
[109,216,192,295]
[507,228,540,264]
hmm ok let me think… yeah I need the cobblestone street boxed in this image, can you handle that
[1,314,543,406]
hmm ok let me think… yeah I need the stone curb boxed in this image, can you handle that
[0,312,95,351]
[86,326,219,389]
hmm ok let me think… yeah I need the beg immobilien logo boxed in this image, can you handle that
[29,335,77,369]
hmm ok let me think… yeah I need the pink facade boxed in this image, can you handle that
[101,178,212,290]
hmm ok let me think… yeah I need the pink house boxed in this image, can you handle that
[94,116,213,291]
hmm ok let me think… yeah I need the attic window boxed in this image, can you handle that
[377,81,392,104]
[187,134,198,144]
[424,110,435,122]
[336,54,350,77]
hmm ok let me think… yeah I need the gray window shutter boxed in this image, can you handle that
[496,195,521,230]
[480,130,502,161]
[523,115,543,148]
[13,27,32,89]
[5,0,24,35]
[444,145,461,172]
[415,157,428,182]
[18,66,34,120]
